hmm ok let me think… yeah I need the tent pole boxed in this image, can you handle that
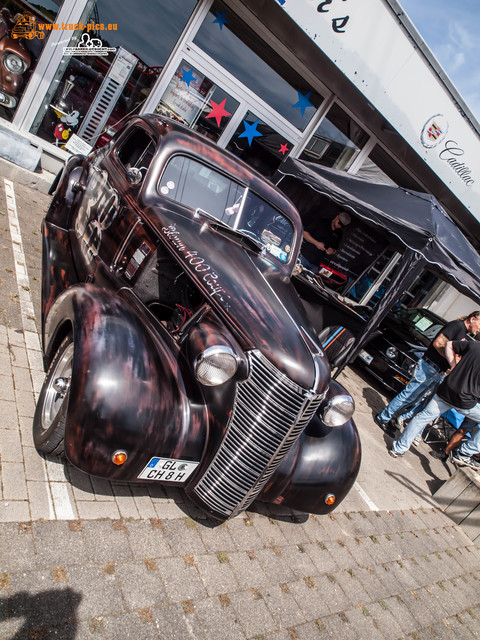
[333,251,424,379]
[341,247,389,297]
[358,252,402,306]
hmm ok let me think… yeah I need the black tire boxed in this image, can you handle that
[48,167,63,195]
[33,334,74,456]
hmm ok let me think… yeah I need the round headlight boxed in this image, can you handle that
[194,346,238,386]
[321,394,355,427]
[386,346,397,359]
[3,53,28,74]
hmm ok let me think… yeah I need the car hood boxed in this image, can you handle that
[155,211,329,391]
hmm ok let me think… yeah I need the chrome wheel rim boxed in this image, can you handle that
[41,343,74,431]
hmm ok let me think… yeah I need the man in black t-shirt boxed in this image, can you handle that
[299,210,351,272]
[376,312,480,434]
[389,339,480,468]
[437,340,480,407]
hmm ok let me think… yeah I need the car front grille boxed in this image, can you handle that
[381,342,416,375]
[193,349,325,518]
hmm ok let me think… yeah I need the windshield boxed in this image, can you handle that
[398,309,444,340]
[159,155,295,263]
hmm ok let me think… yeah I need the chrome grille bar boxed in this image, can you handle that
[194,350,325,518]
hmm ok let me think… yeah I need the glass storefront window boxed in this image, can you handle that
[30,0,197,150]
[300,102,369,171]
[154,60,239,142]
[0,0,62,121]
[226,110,293,178]
[193,1,323,132]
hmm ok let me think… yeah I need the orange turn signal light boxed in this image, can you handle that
[325,493,336,506]
[112,450,128,466]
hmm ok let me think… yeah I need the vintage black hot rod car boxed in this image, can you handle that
[34,115,360,521]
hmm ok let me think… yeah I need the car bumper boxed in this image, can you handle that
[357,348,410,394]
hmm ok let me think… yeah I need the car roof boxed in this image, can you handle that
[136,114,301,227]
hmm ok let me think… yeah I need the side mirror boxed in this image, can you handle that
[126,167,143,186]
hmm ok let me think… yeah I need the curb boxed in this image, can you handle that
[0,157,56,196]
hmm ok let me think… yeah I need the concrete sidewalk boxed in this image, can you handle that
[0,176,479,639]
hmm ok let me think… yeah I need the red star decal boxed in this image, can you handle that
[279,143,289,155]
[206,98,231,127]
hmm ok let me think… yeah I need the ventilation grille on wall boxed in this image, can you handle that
[77,47,137,145]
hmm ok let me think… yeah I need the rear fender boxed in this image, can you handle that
[258,380,361,514]
[45,284,208,480]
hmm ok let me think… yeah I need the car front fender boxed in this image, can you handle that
[258,380,361,515]
[45,284,208,480]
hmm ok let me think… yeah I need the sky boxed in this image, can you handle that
[398,0,480,123]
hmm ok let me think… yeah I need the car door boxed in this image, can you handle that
[73,125,157,286]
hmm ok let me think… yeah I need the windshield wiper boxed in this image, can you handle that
[195,209,263,253]
[195,208,229,227]
[210,223,263,253]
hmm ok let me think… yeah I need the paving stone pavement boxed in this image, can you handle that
[0,176,479,638]
[0,507,479,639]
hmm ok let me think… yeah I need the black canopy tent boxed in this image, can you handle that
[275,157,480,371]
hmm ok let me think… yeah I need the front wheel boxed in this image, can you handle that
[33,334,74,456]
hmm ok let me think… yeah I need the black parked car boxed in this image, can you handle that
[34,114,361,521]
[356,307,446,394]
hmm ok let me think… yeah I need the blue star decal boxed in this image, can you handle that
[213,10,228,29]
[293,90,314,117]
[238,119,262,146]
[180,68,196,87]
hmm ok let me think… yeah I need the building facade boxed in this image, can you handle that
[1,0,479,313]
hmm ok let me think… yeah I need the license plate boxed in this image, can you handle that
[138,457,199,483]
[358,349,373,365]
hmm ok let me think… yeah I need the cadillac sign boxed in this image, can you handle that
[421,115,475,187]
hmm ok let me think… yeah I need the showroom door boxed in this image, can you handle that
[145,45,301,177]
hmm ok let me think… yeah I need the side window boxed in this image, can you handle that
[117,128,156,173]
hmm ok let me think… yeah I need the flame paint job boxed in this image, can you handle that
[37,114,361,519]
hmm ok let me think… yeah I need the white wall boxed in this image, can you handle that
[276,0,480,220]
[426,286,480,321]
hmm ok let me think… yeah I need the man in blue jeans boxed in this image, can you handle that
[389,339,480,469]
[375,311,480,436]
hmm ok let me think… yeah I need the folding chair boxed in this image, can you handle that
[423,408,471,445]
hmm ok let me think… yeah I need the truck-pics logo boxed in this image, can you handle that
[12,14,44,40]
